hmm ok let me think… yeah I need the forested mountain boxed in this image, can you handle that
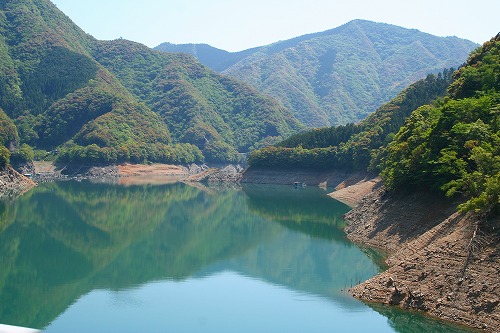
[250,33,500,214]
[91,40,302,162]
[248,68,454,170]
[154,43,258,72]
[0,0,194,165]
[0,0,301,165]
[156,20,477,127]
[380,33,500,214]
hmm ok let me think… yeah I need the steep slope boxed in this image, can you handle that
[156,20,477,127]
[0,0,185,165]
[0,107,18,148]
[248,68,454,171]
[92,40,303,161]
[344,186,499,332]
[379,33,500,214]
[0,166,35,198]
[0,0,302,164]
[336,34,500,332]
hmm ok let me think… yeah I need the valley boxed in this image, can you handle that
[0,0,498,332]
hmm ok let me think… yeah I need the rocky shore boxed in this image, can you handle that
[340,184,499,332]
[184,165,243,184]
[0,167,36,199]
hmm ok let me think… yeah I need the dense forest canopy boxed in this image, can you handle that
[249,69,455,171]
[91,39,302,162]
[250,34,500,215]
[380,34,500,214]
[0,0,301,165]
[0,0,487,175]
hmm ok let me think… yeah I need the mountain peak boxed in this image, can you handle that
[157,21,477,127]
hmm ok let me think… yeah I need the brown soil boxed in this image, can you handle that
[116,175,184,186]
[342,184,500,332]
[33,161,57,173]
[184,165,242,184]
[117,164,187,177]
[329,176,381,207]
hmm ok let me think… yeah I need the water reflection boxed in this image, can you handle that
[0,181,475,332]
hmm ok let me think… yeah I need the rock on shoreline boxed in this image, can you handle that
[342,185,499,332]
[0,167,36,199]
[184,165,243,184]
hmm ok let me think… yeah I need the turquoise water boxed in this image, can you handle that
[0,181,475,332]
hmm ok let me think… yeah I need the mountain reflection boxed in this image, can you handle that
[0,181,447,333]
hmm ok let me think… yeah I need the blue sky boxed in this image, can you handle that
[51,0,499,51]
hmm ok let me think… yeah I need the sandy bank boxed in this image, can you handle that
[342,184,499,332]
[117,163,187,177]
[31,162,190,182]
[328,176,381,207]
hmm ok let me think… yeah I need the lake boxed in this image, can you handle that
[0,181,475,332]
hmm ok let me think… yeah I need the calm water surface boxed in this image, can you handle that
[0,181,475,332]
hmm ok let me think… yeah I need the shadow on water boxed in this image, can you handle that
[0,181,477,333]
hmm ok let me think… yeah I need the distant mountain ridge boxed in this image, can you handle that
[156,20,478,127]
[154,43,258,72]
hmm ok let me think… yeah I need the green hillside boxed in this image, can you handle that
[92,40,303,162]
[0,0,302,165]
[249,33,500,215]
[157,20,477,127]
[248,68,454,170]
[0,0,197,165]
[154,42,258,72]
[0,108,18,167]
[380,33,500,214]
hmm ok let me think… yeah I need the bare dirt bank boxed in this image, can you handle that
[117,164,187,177]
[0,167,36,199]
[341,184,499,332]
[31,162,189,182]
[328,176,381,207]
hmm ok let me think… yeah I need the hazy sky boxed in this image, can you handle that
[51,0,499,52]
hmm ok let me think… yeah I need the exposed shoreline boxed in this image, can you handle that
[0,167,36,199]
[242,169,499,332]
[241,168,377,190]
[338,181,499,332]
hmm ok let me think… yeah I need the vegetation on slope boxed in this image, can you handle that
[154,42,257,73]
[0,108,18,167]
[250,34,500,215]
[0,0,302,165]
[0,0,193,165]
[380,34,500,214]
[92,39,303,162]
[248,69,454,170]
[158,20,477,127]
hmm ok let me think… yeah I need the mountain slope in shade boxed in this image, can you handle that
[156,20,478,127]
